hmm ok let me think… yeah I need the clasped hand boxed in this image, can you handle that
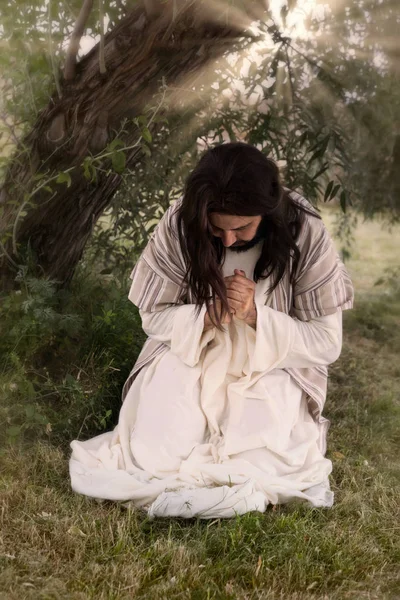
[207,269,257,326]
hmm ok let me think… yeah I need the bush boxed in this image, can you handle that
[0,262,146,448]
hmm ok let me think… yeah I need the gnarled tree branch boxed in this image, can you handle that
[143,0,161,19]
[64,0,95,81]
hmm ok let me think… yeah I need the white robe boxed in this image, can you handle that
[70,241,342,518]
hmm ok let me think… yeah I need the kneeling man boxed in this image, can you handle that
[70,142,354,519]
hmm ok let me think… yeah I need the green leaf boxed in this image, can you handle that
[82,158,97,182]
[340,190,347,213]
[56,172,72,187]
[152,115,169,124]
[107,138,125,152]
[65,374,76,386]
[82,158,92,180]
[25,404,36,419]
[112,150,126,174]
[33,172,47,181]
[312,162,329,181]
[330,184,341,200]
[141,127,152,143]
[324,180,334,202]
[7,426,21,438]
[26,381,35,399]
[307,135,330,165]
[34,413,48,424]
[141,143,151,157]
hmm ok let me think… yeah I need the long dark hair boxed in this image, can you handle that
[175,142,320,331]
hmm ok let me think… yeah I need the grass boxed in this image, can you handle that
[321,204,400,294]
[1,209,400,599]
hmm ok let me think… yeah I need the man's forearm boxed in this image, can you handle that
[246,306,343,372]
[140,304,218,367]
[202,309,257,331]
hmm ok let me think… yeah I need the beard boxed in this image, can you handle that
[227,217,267,253]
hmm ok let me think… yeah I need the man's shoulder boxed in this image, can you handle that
[162,195,184,231]
[284,187,320,218]
[284,187,327,241]
[148,195,183,242]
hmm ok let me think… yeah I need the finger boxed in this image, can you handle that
[224,274,254,287]
[211,300,235,316]
[227,289,246,303]
[224,273,247,280]
[227,278,252,289]
[227,281,255,294]
[226,298,242,311]
[234,269,247,277]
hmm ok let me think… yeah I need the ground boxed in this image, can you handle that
[0,205,399,599]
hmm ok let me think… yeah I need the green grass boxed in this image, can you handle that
[321,204,400,294]
[1,210,400,599]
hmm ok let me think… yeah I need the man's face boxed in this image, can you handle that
[209,213,264,253]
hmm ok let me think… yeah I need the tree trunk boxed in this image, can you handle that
[0,0,257,289]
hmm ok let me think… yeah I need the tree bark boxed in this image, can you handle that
[0,0,258,289]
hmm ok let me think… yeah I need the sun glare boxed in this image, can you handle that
[267,0,320,41]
